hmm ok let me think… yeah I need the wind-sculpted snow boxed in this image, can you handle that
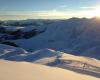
[0,44,29,60]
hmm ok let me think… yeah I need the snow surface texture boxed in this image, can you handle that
[0,60,99,80]
[0,44,99,78]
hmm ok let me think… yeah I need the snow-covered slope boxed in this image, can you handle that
[0,44,29,60]
[25,49,100,67]
[1,48,99,76]
[22,49,61,63]
[0,44,99,68]
[0,60,99,80]
[0,44,19,56]
[23,49,100,76]
[0,44,99,78]
[2,48,60,62]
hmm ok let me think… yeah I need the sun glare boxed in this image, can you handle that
[90,6,100,17]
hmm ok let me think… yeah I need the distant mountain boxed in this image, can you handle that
[6,18,100,59]
[0,18,100,59]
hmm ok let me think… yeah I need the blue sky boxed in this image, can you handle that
[0,0,100,20]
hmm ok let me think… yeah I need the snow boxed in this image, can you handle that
[1,47,99,76]
[28,49,100,75]
[0,45,99,67]
[9,18,100,60]
[0,18,100,80]
[23,49,100,76]
[0,44,28,59]
[0,43,99,79]
[0,60,99,80]
[4,26,24,31]
[20,26,35,32]
[0,44,17,54]
[3,48,59,62]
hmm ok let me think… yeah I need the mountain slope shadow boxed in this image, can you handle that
[47,59,100,78]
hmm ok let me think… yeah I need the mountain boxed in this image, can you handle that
[0,16,100,80]
[0,60,99,80]
[0,18,100,59]
[9,18,100,59]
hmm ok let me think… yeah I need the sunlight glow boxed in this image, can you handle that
[88,6,100,17]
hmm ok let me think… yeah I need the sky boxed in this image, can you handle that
[0,0,100,20]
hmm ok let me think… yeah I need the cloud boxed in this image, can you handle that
[0,10,92,20]
[80,6,96,9]
[31,10,69,19]
[51,5,68,11]
[31,10,92,19]
[0,8,98,20]
[80,6,100,10]
[60,5,67,8]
